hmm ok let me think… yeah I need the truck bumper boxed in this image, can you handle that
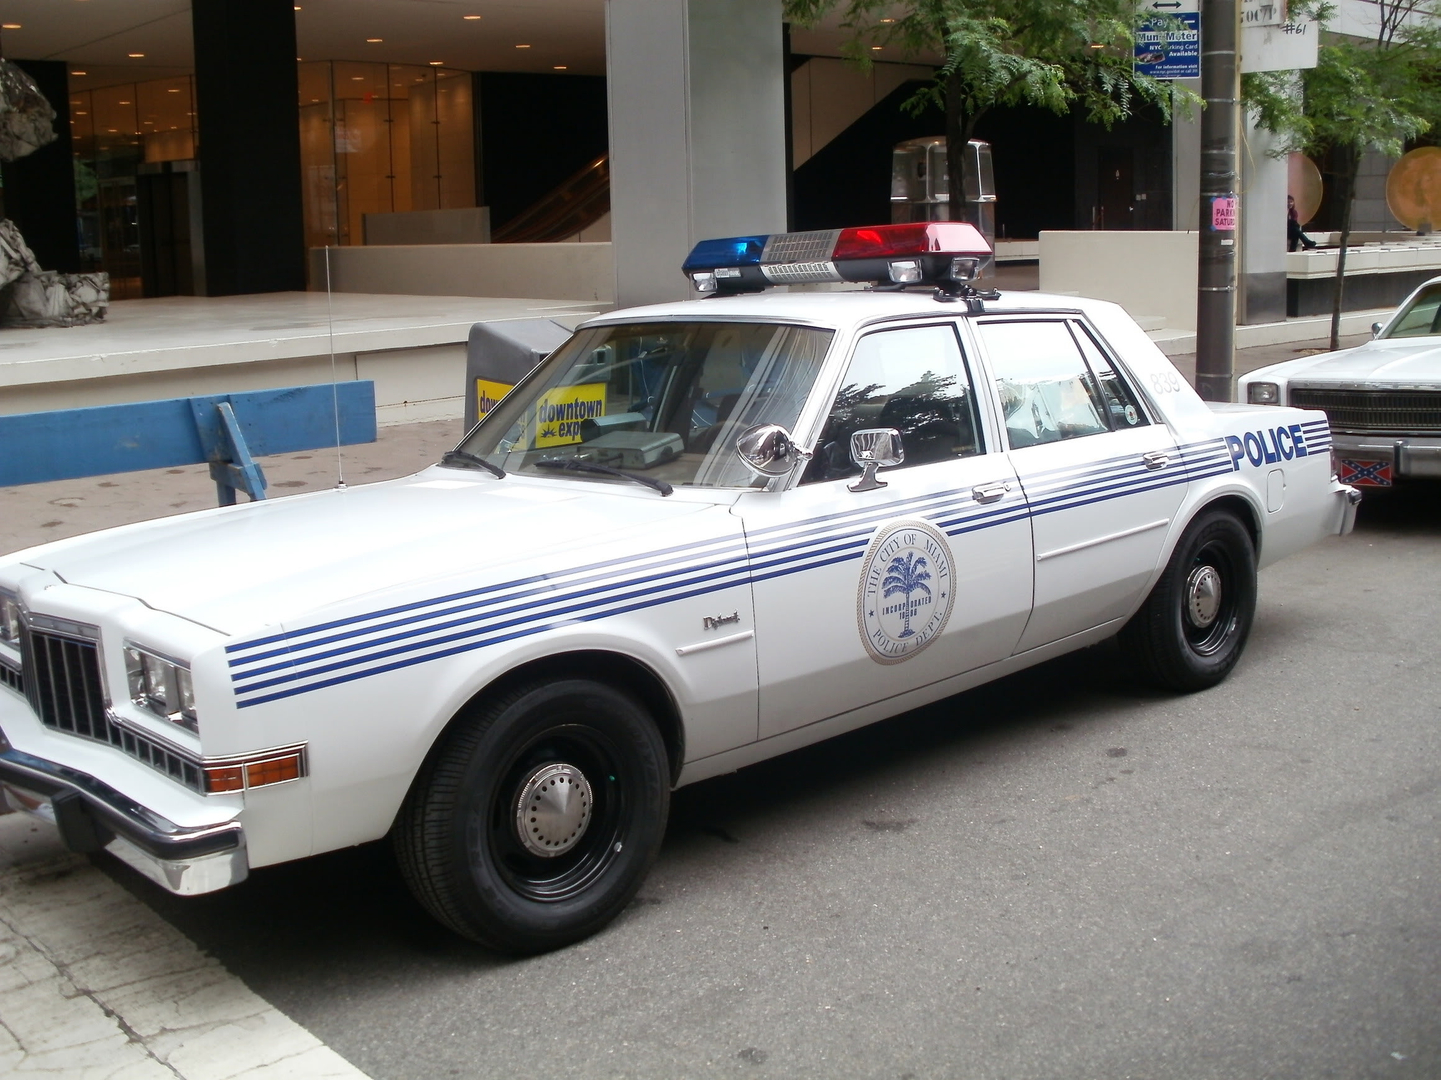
[1332,433,1441,483]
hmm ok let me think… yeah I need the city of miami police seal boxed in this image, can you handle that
[857,519,956,665]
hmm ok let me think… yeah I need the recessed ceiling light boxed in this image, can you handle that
[118,100,131,104]
[366,37,382,42]
[554,65,568,70]
[167,87,180,92]
[70,70,87,75]
[463,14,481,19]
[107,128,116,132]
[351,75,364,80]
[515,43,531,49]
[429,60,444,65]
[2,24,22,30]
[311,97,320,102]
[870,45,882,50]
[75,110,88,116]
[128,52,145,58]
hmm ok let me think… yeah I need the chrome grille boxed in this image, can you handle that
[28,629,107,737]
[1289,387,1441,433]
[23,626,203,793]
[0,657,21,696]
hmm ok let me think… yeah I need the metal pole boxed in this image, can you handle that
[1195,0,1237,401]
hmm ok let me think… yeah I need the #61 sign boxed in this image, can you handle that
[1135,1,1201,80]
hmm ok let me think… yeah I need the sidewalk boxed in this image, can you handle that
[0,812,372,1079]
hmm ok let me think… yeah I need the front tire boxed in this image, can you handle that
[1119,509,1257,692]
[394,678,670,954]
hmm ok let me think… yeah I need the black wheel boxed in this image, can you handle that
[1119,509,1257,692]
[393,678,670,954]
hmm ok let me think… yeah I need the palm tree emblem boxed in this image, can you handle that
[882,551,932,639]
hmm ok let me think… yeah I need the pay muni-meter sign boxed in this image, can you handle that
[1135,0,1201,80]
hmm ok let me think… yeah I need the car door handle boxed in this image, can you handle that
[972,481,1010,503]
[1143,451,1171,470]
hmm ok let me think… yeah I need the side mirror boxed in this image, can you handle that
[1372,321,1384,338]
[735,424,810,478]
[848,428,904,492]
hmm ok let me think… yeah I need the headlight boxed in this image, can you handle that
[124,644,198,731]
[0,594,20,644]
[1247,382,1280,404]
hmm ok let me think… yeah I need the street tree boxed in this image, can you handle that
[1246,0,1441,348]
[783,0,1189,226]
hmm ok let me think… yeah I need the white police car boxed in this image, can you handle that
[0,223,1358,954]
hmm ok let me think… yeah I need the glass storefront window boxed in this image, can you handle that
[299,61,476,250]
[70,75,198,299]
[68,58,477,295]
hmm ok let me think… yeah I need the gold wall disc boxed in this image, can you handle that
[1386,146,1441,232]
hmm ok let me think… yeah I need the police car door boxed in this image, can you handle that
[734,321,1034,741]
[971,316,1186,653]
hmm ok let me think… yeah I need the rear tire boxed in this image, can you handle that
[393,678,669,954]
[1119,509,1257,692]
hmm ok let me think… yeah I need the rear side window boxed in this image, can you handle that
[1071,324,1149,429]
[979,320,1109,448]
[978,319,1148,448]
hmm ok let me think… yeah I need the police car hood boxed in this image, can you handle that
[19,471,716,634]
[1252,338,1441,385]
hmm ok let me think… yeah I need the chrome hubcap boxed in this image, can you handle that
[515,763,593,857]
[1185,565,1223,629]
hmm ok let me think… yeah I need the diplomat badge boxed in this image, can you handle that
[857,519,955,665]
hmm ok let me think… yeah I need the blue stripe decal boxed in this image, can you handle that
[229,437,1262,708]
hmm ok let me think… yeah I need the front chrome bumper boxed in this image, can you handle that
[1332,433,1441,479]
[0,728,247,896]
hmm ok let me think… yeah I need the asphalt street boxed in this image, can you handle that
[101,486,1441,1080]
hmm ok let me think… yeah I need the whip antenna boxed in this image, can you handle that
[325,243,345,490]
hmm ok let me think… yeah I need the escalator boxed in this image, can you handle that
[492,153,610,243]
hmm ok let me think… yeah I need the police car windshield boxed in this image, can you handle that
[458,321,834,489]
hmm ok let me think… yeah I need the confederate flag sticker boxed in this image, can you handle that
[1337,459,1393,487]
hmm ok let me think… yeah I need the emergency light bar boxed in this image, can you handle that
[682,222,992,296]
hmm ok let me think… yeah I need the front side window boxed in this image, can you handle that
[979,320,1112,448]
[802,323,982,484]
[458,321,834,489]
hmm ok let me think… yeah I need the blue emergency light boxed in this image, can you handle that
[681,222,992,296]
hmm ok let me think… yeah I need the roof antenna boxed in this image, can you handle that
[325,243,346,491]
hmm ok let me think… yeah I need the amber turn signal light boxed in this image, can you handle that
[202,746,307,794]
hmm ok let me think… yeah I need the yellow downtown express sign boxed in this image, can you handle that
[476,379,607,449]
